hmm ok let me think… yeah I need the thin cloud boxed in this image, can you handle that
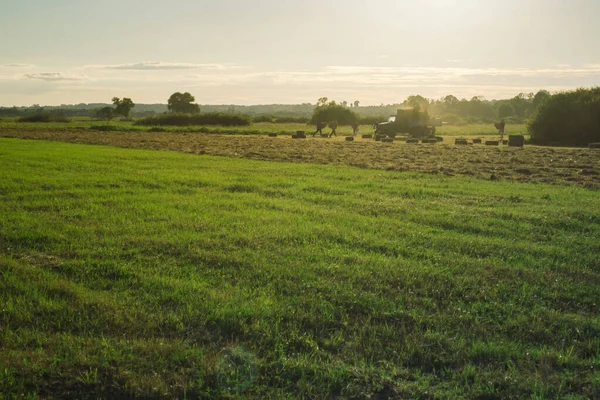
[324,65,600,80]
[86,61,243,71]
[3,63,35,68]
[24,72,88,81]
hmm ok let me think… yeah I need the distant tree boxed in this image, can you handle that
[317,97,329,107]
[341,101,348,107]
[311,101,358,125]
[354,100,360,108]
[404,95,429,110]
[112,97,135,119]
[509,93,529,117]
[497,102,515,119]
[443,95,459,107]
[96,107,114,124]
[533,90,551,108]
[167,92,200,114]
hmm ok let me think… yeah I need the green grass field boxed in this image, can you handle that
[1,138,598,398]
[0,117,526,137]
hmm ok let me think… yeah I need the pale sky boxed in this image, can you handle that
[1,0,599,106]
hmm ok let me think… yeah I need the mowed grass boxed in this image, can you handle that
[0,138,599,399]
[435,123,528,137]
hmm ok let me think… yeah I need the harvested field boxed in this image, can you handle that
[2,128,599,188]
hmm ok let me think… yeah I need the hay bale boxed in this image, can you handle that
[472,138,482,144]
[406,139,419,144]
[362,134,373,139]
[455,139,468,145]
[296,130,305,135]
[508,135,524,147]
[422,139,437,144]
[486,140,499,146]
[382,138,394,143]
[434,136,444,142]
[268,133,277,137]
[345,136,354,142]
[589,143,600,149]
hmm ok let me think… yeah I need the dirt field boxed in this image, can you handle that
[2,128,599,188]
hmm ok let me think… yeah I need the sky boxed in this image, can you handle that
[1,0,599,106]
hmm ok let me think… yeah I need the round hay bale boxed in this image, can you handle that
[362,134,373,139]
[345,136,354,141]
[455,139,468,145]
[268,133,277,138]
[406,139,419,144]
[472,138,482,144]
[486,140,499,146]
[589,142,600,149]
[382,138,394,143]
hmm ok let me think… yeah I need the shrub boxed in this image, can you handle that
[134,113,251,127]
[18,113,70,123]
[528,87,600,146]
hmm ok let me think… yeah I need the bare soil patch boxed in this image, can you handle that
[2,128,599,188]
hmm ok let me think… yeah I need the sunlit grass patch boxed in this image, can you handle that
[0,138,599,398]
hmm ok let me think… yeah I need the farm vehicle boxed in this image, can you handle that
[375,108,443,138]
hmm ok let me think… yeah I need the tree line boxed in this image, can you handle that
[1,90,551,123]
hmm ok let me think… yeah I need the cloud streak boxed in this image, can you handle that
[86,61,242,71]
[3,63,35,68]
[24,72,88,82]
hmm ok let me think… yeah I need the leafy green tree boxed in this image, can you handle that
[497,102,515,119]
[443,95,459,107]
[167,92,200,114]
[509,93,529,117]
[96,107,114,124]
[112,97,135,119]
[533,90,551,108]
[404,95,429,110]
[311,101,358,125]
[353,100,360,108]
[528,87,600,146]
[317,97,329,107]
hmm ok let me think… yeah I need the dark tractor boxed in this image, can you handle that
[375,107,442,139]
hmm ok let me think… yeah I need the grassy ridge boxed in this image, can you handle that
[0,138,599,398]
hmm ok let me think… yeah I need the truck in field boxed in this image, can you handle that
[375,107,443,138]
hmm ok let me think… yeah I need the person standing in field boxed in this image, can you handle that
[351,122,359,136]
[328,120,338,137]
[497,119,505,141]
[313,120,325,137]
